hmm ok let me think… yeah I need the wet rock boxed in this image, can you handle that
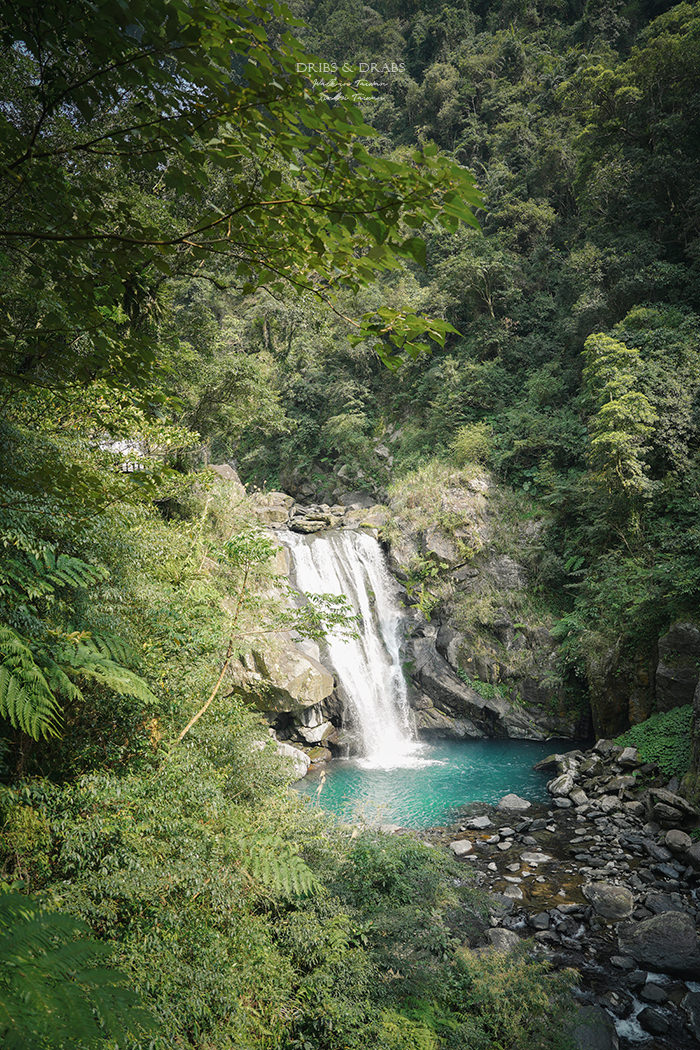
[638,1007,669,1036]
[610,955,634,970]
[503,884,523,899]
[570,1004,619,1050]
[618,911,700,978]
[570,788,589,807]
[640,982,667,1003]
[683,990,700,1040]
[498,793,532,812]
[582,882,634,920]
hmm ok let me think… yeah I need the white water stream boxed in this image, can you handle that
[281,528,424,769]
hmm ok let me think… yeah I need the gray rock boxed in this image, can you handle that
[637,1007,669,1036]
[570,787,589,807]
[497,840,512,851]
[486,928,520,952]
[640,982,667,1003]
[655,621,700,711]
[297,719,334,745]
[665,828,692,852]
[650,787,699,823]
[597,795,621,813]
[209,462,246,498]
[554,797,573,808]
[683,990,700,1040]
[570,1004,619,1050]
[498,793,532,812]
[520,851,552,866]
[468,814,493,830]
[618,746,641,768]
[610,955,634,970]
[484,555,527,590]
[273,739,311,781]
[449,839,474,857]
[583,882,634,920]
[548,773,575,797]
[530,912,550,930]
[503,883,523,899]
[687,842,700,868]
[618,911,700,978]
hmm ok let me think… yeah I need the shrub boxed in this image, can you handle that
[617,704,693,778]
[451,423,491,466]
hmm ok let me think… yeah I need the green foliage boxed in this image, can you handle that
[0,888,155,1050]
[582,333,658,503]
[617,705,693,779]
[451,423,492,466]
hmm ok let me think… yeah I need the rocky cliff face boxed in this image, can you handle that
[382,465,583,740]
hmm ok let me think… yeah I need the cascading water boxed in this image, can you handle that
[281,528,423,769]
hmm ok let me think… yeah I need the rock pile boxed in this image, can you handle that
[431,738,700,1048]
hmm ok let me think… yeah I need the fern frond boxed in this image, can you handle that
[0,890,156,1050]
[55,644,158,706]
[0,626,61,739]
[242,834,319,898]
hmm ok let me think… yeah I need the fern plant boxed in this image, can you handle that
[0,888,156,1049]
[0,532,157,740]
[241,833,320,898]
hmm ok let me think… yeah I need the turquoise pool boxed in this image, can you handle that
[295,738,578,828]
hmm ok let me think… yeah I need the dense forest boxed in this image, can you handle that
[1,1,700,1048]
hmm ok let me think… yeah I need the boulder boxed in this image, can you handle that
[548,773,574,797]
[238,641,334,714]
[655,621,700,711]
[498,794,531,812]
[273,739,310,781]
[209,462,246,498]
[618,746,641,768]
[637,1008,668,1036]
[486,928,520,952]
[250,491,293,526]
[570,1004,619,1050]
[582,882,634,920]
[649,787,699,827]
[618,911,700,978]
[297,720,334,745]
[665,828,692,853]
[449,839,474,857]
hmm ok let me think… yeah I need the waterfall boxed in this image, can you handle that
[281,528,423,769]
